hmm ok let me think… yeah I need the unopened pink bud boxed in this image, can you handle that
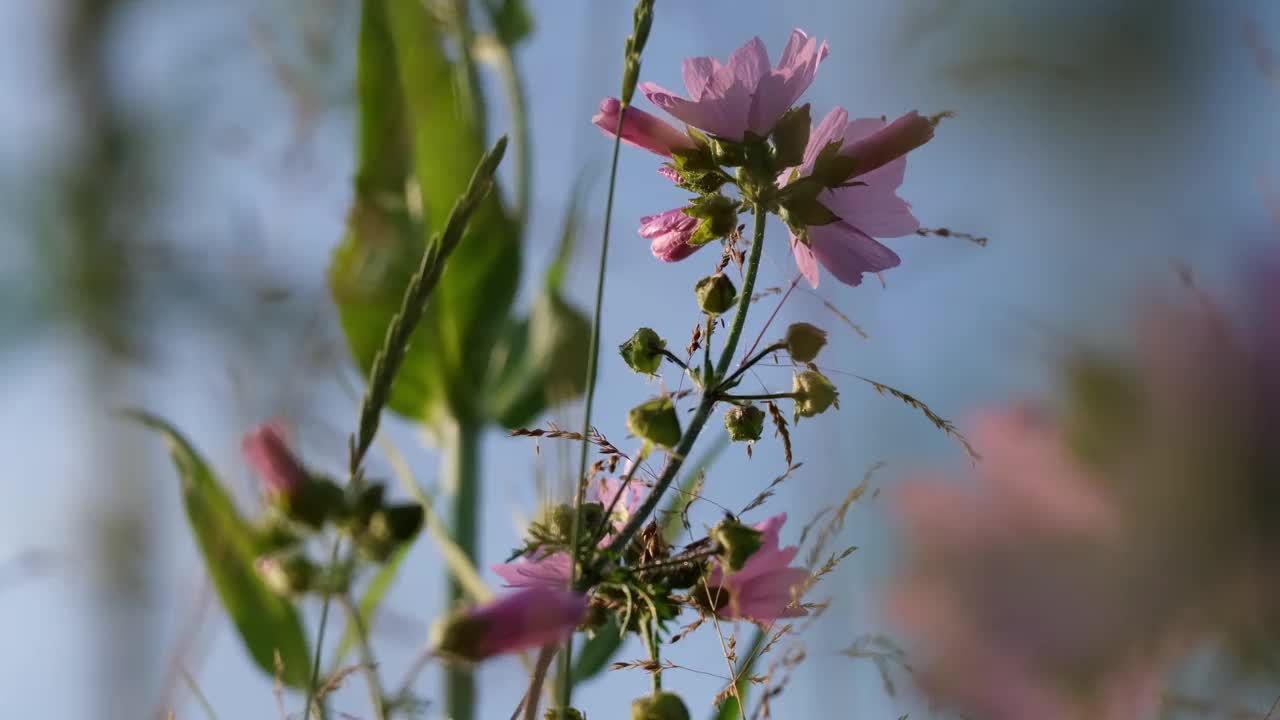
[593,97,697,158]
[841,111,936,179]
[242,424,307,498]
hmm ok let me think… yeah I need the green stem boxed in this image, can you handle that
[339,594,387,720]
[449,0,486,136]
[718,342,787,392]
[303,538,343,720]
[605,206,768,557]
[495,42,530,233]
[555,88,629,717]
[717,392,796,402]
[644,620,661,693]
[712,627,765,720]
[445,419,482,720]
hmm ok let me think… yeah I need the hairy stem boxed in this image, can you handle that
[605,206,768,557]
[445,419,482,720]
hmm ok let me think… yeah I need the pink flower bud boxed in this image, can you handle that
[593,97,696,158]
[840,111,935,179]
[638,208,704,262]
[242,423,307,498]
[432,587,587,661]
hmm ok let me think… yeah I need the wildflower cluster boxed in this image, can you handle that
[243,424,423,596]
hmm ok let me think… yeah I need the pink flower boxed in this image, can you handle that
[433,586,588,662]
[887,406,1181,720]
[492,551,571,590]
[639,208,704,262]
[593,97,697,157]
[788,108,932,288]
[595,468,645,536]
[241,423,307,497]
[641,29,828,141]
[705,513,809,623]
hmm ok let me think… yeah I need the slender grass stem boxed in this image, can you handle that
[445,419,482,720]
[302,538,343,720]
[717,342,788,392]
[338,594,387,720]
[495,43,530,233]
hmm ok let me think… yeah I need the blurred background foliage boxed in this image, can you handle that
[1,0,1278,718]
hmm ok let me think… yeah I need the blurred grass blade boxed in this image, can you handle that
[571,616,623,683]
[330,542,412,669]
[127,411,311,688]
[487,179,592,428]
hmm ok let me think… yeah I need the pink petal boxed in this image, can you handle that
[808,221,902,286]
[799,107,849,174]
[476,587,587,657]
[592,97,695,157]
[823,181,919,237]
[639,207,704,262]
[682,56,720,100]
[790,233,821,288]
[728,37,771,93]
[491,552,572,589]
[642,82,748,142]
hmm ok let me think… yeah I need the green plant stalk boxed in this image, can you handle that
[604,206,768,557]
[339,594,387,720]
[304,538,344,720]
[554,95,628,716]
[445,418,483,720]
[449,0,487,137]
[495,43,530,233]
[644,619,661,693]
[712,627,765,720]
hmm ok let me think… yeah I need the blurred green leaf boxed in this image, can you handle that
[330,540,414,669]
[128,411,311,688]
[571,616,623,683]
[331,0,520,427]
[484,0,534,47]
[486,181,591,428]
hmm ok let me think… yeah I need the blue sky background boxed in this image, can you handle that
[2,1,1279,718]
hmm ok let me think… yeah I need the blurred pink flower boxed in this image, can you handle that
[593,97,696,157]
[706,513,809,623]
[639,208,703,262]
[241,423,307,498]
[640,29,828,141]
[434,587,587,661]
[787,108,934,288]
[595,467,645,536]
[887,405,1181,720]
[492,551,571,590]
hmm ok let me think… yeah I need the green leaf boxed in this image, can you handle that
[484,0,534,47]
[330,541,413,669]
[486,178,592,428]
[331,0,520,427]
[128,411,311,688]
[571,616,623,683]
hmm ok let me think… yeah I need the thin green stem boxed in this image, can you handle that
[445,419,482,720]
[495,42,530,233]
[555,90,628,717]
[658,349,689,372]
[717,392,796,402]
[338,594,387,720]
[605,206,768,558]
[717,342,787,392]
[303,538,343,720]
[590,446,645,546]
[644,619,661,693]
[449,0,486,136]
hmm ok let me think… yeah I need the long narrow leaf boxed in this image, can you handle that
[128,411,311,687]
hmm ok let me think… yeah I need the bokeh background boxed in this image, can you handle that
[3,0,1279,717]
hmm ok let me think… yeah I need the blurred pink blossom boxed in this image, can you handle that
[640,29,828,141]
[492,551,571,590]
[706,513,809,623]
[241,423,307,498]
[435,587,587,661]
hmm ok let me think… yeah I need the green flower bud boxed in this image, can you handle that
[784,322,828,363]
[695,273,737,316]
[620,327,667,375]
[792,369,840,421]
[711,518,763,572]
[546,501,605,544]
[356,503,425,562]
[770,104,811,169]
[287,477,346,530]
[723,404,765,443]
[545,709,586,720]
[627,396,682,448]
[256,551,315,596]
[631,692,691,720]
[343,482,387,531]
